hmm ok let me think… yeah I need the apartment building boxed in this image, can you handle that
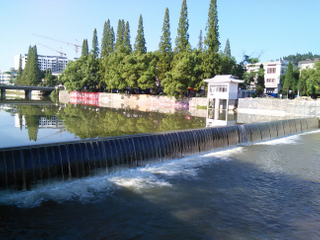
[298,58,320,70]
[245,59,289,96]
[0,70,16,85]
[14,54,71,73]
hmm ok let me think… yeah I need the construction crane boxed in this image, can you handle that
[32,33,81,58]
[37,43,66,57]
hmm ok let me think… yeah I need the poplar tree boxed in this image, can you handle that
[81,39,89,57]
[158,7,172,81]
[134,14,147,53]
[124,21,132,53]
[91,28,99,58]
[204,0,219,52]
[174,0,189,53]
[224,38,231,58]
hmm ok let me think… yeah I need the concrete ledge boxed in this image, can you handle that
[238,98,320,117]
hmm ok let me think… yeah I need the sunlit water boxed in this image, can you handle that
[1,130,320,239]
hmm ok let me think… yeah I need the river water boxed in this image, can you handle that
[1,101,320,239]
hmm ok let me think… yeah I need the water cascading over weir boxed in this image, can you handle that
[1,118,319,190]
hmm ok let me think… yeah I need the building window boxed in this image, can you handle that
[266,78,276,83]
[209,84,228,94]
[267,68,276,74]
[266,88,274,93]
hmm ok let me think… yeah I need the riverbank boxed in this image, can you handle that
[59,90,208,117]
[238,98,320,117]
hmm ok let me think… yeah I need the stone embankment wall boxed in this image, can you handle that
[238,98,320,117]
[59,91,208,117]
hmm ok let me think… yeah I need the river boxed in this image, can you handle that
[0,100,320,239]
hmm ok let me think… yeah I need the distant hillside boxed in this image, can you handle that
[283,52,320,66]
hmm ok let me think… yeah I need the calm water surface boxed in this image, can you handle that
[0,102,206,148]
[0,101,319,239]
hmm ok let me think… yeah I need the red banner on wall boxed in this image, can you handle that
[70,91,99,106]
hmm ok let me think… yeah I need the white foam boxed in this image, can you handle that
[255,129,320,146]
[0,147,241,208]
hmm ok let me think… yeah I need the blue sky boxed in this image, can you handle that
[1,0,319,71]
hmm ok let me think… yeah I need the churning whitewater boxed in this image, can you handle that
[1,129,320,208]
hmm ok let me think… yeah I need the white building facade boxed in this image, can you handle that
[14,54,71,73]
[0,70,16,85]
[245,59,289,96]
[298,58,320,71]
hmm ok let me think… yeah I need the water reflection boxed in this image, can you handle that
[59,103,206,139]
[1,103,206,147]
[16,105,61,141]
[206,109,237,127]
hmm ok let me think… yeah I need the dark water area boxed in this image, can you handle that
[1,130,320,239]
[0,102,206,148]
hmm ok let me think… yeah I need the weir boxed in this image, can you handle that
[0,117,319,190]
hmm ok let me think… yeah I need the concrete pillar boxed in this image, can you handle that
[215,98,220,110]
[25,90,32,99]
[0,89,5,99]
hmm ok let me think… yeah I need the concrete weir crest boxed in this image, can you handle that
[0,117,319,190]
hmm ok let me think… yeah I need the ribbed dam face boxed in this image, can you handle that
[0,118,319,190]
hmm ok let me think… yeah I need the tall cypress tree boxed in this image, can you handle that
[283,61,295,96]
[198,30,203,50]
[16,54,23,85]
[81,39,89,57]
[124,21,132,53]
[134,15,147,53]
[101,20,115,57]
[175,0,189,53]
[255,64,265,97]
[224,39,231,58]
[202,0,221,79]
[110,26,115,53]
[115,19,124,51]
[159,8,172,55]
[101,21,109,58]
[158,7,172,81]
[204,0,219,52]
[22,45,41,86]
[91,28,99,58]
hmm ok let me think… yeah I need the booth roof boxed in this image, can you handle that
[204,75,244,84]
